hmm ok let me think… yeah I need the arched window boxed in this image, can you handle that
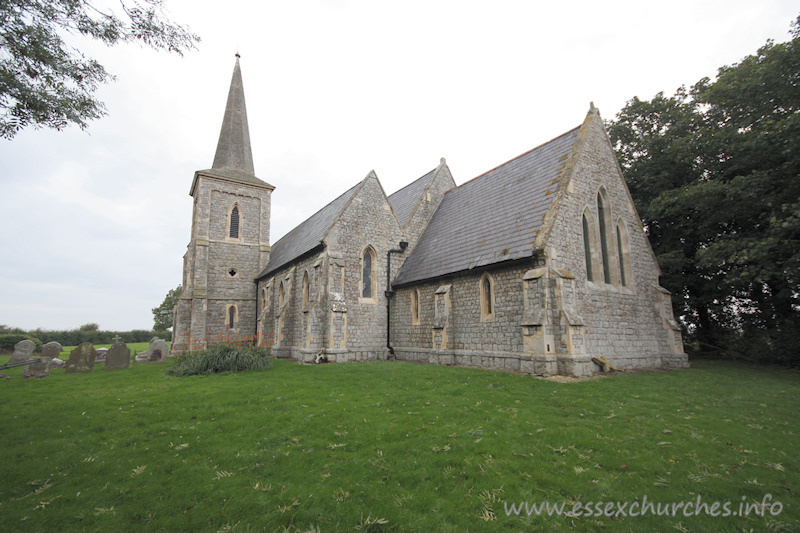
[361,247,376,300]
[302,271,310,307]
[228,204,241,239]
[261,287,267,309]
[480,273,494,320]
[227,305,238,329]
[411,288,420,324]
[582,213,594,282]
[278,280,285,307]
[597,191,611,284]
[616,220,633,288]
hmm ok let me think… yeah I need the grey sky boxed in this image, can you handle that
[1,0,797,331]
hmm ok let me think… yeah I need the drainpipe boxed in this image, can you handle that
[254,279,260,345]
[385,240,409,357]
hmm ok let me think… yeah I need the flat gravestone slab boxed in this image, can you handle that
[23,341,62,379]
[105,342,130,370]
[66,342,96,373]
[9,339,36,364]
[146,339,169,363]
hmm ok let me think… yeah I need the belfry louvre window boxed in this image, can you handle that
[229,205,240,239]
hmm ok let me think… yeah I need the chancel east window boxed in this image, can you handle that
[597,192,611,284]
[582,213,594,282]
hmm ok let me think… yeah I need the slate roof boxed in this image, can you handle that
[387,169,435,226]
[257,182,361,279]
[393,126,581,286]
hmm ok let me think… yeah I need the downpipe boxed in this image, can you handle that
[385,240,408,358]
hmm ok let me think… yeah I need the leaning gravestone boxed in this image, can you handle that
[23,341,62,379]
[105,340,130,370]
[9,339,36,364]
[146,338,169,363]
[65,342,96,373]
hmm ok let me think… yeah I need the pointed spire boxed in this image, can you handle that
[212,55,255,175]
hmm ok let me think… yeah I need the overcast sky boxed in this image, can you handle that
[1,1,797,331]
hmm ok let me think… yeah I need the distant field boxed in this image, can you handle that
[0,358,797,532]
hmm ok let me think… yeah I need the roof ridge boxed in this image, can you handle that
[388,167,436,199]
[271,180,361,248]
[453,125,582,192]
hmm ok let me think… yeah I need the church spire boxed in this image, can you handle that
[212,54,255,175]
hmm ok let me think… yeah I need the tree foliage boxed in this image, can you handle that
[0,0,199,139]
[608,16,800,363]
[152,284,181,331]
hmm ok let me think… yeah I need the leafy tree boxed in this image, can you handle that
[0,0,199,139]
[608,16,800,363]
[152,285,181,331]
[78,322,100,331]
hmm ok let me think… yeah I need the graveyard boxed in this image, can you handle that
[0,349,798,531]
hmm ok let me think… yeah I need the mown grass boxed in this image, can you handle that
[0,358,797,532]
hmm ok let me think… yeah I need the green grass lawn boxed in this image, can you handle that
[0,357,797,532]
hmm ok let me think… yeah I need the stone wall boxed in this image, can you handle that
[390,261,543,374]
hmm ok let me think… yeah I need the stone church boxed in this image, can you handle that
[173,58,688,377]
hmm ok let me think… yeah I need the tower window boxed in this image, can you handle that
[228,268,238,277]
[227,305,238,329]
[229,205,240,239]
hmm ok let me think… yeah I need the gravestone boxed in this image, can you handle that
[23,341,62,379]
[95,347,108,364]
[105,340,130,370]
[49,357,66,368]
[146,338,169,363]
[9,339,36,363]
[65,342,96,373]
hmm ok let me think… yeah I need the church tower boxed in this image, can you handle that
[172,56,273,351]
